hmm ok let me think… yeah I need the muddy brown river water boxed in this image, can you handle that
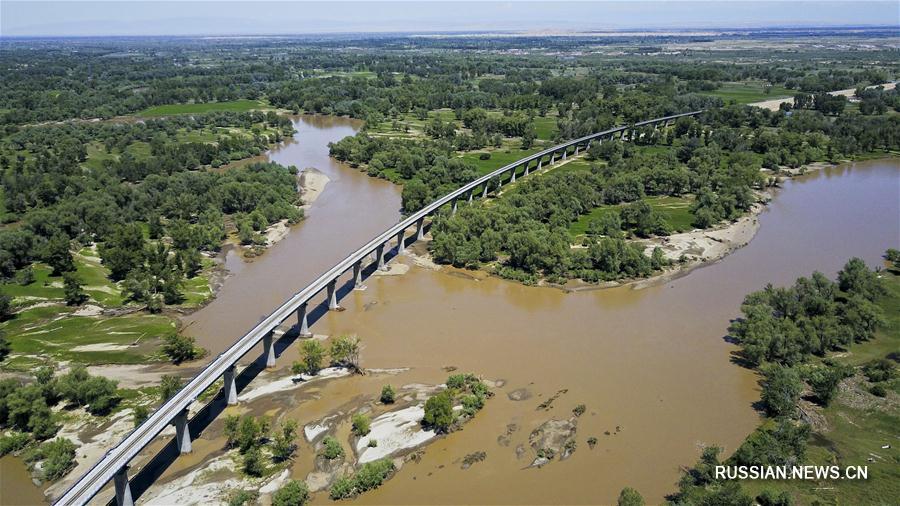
[174,117,898,506]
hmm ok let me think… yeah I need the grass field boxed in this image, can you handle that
[460,144,546,176]
[701,82,793,104]
[137,99,269,117]
[1,305,176,367]
[569,195,695,236]
[740,269,900,505]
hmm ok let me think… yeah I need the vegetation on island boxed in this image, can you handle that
[663,255,898,505]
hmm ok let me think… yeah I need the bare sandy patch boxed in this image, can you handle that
[300,168,330,208]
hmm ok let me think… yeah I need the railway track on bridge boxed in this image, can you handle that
[54,110,703,506]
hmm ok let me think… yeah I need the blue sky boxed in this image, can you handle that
[2,1,898,37]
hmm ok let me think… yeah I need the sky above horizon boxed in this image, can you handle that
[2,1,898,37]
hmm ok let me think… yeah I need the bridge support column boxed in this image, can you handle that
[537,159,542,171]
[296,302,311,337]
[396,230,405,255]
[451,198,458,215]
[263,331,276,368]
[174,408,192,454]
[510,167,516,183]
[550,153,555,165]
[376,244,387,271]
[352,261,364,290]
[524,161,530,176]
[416,217,426,240]
[114,466,134,506]
[562,149,567,160]
[223,364,238,405]
[496,177,503,190]
[467,190,473,203]
[574,145,579,155]
[482,183,488,198]
[327,279,339,310]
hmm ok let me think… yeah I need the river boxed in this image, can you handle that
[181,115,402,352]
[172,117,898,505]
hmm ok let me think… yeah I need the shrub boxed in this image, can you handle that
[38,437,76,481]
[226,489,259,506]
[321,436,344,459]
[380,384,396,404]
[352,413,371,437]
[272,480,310,506]
[870,384,887,397]
[243,446,265,476]
[0,432,30,456]
[863,358,895,383]
[163,334,200,364]
[329,459,395,499]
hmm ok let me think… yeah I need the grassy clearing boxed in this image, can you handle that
[1,304,175,366]
[569,195,695,236]
[460,144,546,176]
[740,270,900,505]
[700,81,793,104]
[137,99,269,117]
[532,116,558,141]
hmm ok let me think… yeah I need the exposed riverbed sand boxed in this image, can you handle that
[299,168,330,209]
[750,81,897,111]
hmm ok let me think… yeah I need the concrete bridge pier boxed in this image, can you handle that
[510,167,516,183]
[562,148,567,160]
[114,466,134,506]
[352,261,364,290]
[396,230,406,255]
[482,183,489,198]
[416,217,426,240]
[174,408,192,454]
[524,161,530,176]
[550,152,556,165]
[327,279,339,309]
[223,364,238,405]
[467,190,473,203]
[451,198,458,215]
[537,159,542,171]
[376,244,387,271]
[496,176,503,190]
[574,145,579,155]
[263,331,276,368]
[296,302,312,337]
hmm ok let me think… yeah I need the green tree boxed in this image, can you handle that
[45,234,75,275]
[422,391,455,433]
[838,257,884,301]
[330,335,361,371]
[133,405,149,427]
[0,291,12,321]
[162,334,199,364]
[294,340,325,375]
[761,364,803,419]
[242,445,265,476]
[272,480,310,506]
[63,272,87,306]
[617,487,645,506]
[158,375,182,403]
[271,419,298,462]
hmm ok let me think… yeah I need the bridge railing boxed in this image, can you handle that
[53,110,703,506]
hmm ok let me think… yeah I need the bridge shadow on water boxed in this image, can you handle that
[120,239,408,503]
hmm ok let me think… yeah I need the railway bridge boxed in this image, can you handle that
[54,110,703,506]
